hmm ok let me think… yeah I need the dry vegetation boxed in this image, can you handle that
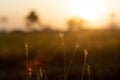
[0,30,120,80]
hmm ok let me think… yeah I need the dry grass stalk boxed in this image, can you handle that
[24,42,29,80]
[81,49,88,80]
[59,33,67,80]
[65,44,79,80]
[87,65,91,80]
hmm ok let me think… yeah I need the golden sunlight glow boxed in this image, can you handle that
[70,0,108,21]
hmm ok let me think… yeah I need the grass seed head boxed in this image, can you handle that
[75,44,79,48]
[59,33,64,40]
[24,42,28,49]
[84,49,88,55]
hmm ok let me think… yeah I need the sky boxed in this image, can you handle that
[0,0,120,31]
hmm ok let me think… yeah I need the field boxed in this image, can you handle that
[0,30,120,80]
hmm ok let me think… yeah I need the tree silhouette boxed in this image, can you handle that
[1,17,8,23]
[26,11,41,30]
[109,12,116,30]
[0,17,8,31]
[67,17,85,31]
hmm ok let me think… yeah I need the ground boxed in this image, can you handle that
[0,30,120,80]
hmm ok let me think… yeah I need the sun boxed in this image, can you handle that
[70,0,107,21]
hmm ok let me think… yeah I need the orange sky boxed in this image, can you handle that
[0,0,120,31]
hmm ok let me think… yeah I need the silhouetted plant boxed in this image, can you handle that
[24,42,29,80]
[58,33,79,80]
[109,12,117,30]
[26,11,41,30]
[81,50,88,80]
[65,44,79,80]
[59,33,67,80]
[67,17,85,31]
[0,17,8,30]
[87,65,91,80]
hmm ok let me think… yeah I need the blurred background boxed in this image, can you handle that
[0,0,120,80]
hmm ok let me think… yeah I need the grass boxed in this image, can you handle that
[0,30,120,80]
[65,44,79,80]
[81,50,88,80]
[24,42,29,80]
